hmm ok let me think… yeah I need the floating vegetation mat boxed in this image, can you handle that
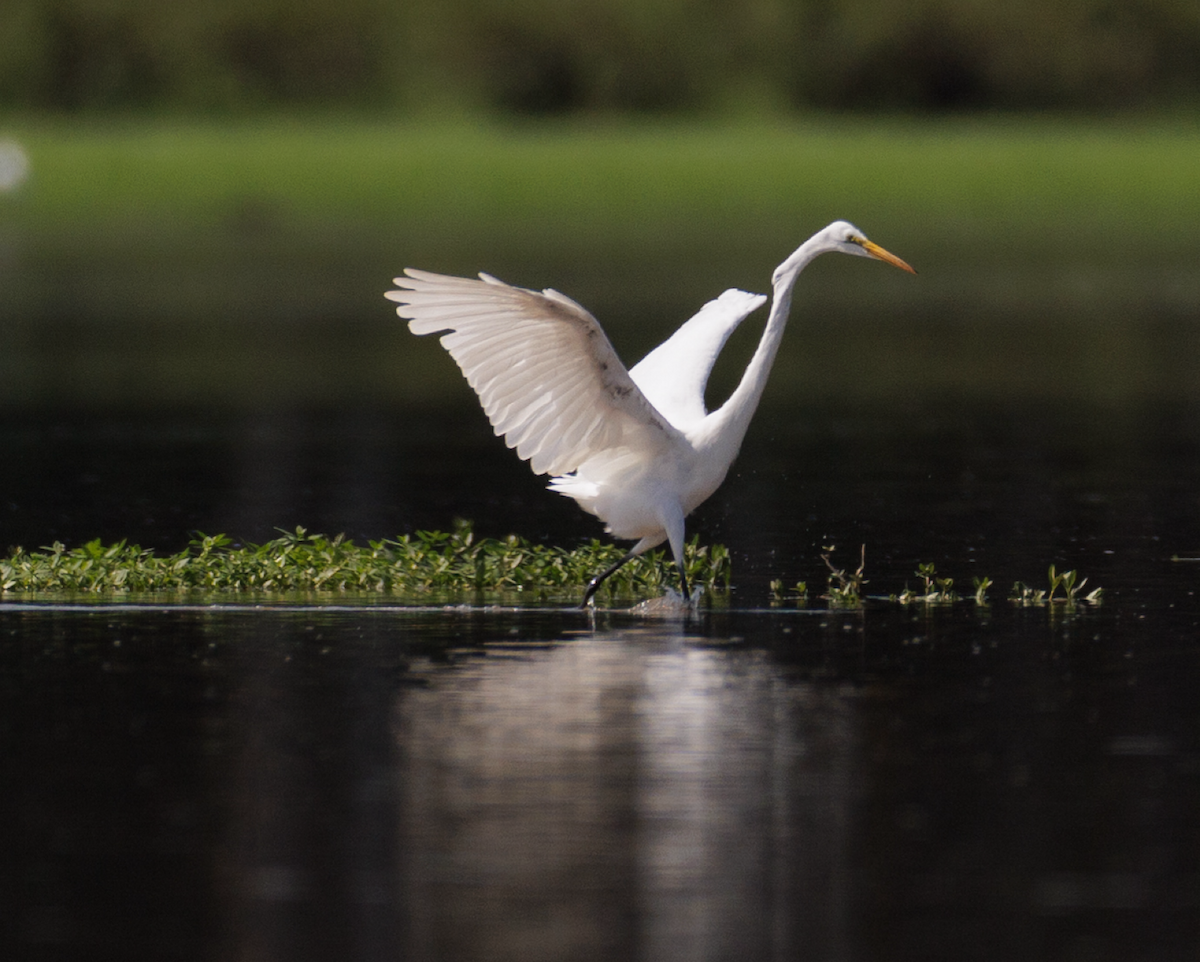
[1,525,1103,610]
[0,521,731,604]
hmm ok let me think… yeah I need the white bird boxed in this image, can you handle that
[386,221,915,606]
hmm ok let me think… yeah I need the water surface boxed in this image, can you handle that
[2,595,1197,961]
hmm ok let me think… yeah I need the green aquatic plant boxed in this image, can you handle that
[972,576,994,605]
[0,522,731,603]
[769,579,809,606]
[765,544,1104,611]
[1009,581,1048,605]
[821,545,866,608]
[898,561,960,605]
[1,523,1107,612]
[1046,564,1103,605]
[795,549,1103,612]
[1010,566,1102,607]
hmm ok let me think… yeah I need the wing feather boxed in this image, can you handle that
[387,269,685,478]
[628,288,767,428]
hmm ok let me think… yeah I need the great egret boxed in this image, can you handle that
[386,221,915,606]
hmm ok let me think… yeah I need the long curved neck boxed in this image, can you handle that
[706,241,817,451]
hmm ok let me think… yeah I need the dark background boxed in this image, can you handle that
[3,0,1200,115]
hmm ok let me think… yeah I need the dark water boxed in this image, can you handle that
[2,601,1198,961]
[1,400,1198,961]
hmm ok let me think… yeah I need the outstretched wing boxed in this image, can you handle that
[387,269,686,477]
[628,288,766,429]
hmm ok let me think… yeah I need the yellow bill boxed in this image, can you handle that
[856,237,917,274]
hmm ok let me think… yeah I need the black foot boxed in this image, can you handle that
[579,550,638,609]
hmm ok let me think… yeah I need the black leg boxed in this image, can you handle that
[580,550,638,609]
[677,559,690,600]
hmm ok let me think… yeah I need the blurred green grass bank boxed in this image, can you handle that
[0,118,1197,407]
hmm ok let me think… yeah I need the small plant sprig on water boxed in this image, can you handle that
[972,576,993,605]
[769,579,808,606]
[1047,564,1103,605]
[1009,581,1047,605]
[898,562,958,604]
[1010,566,1102,607]
[821,545,865,607]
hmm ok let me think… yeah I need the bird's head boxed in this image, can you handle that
[824,220,917,273]
[772,220,916,286]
